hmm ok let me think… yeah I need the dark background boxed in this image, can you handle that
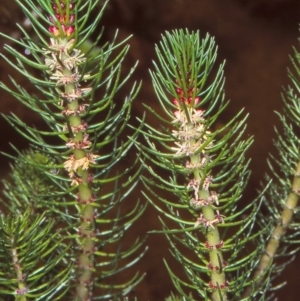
[1,0,300,300]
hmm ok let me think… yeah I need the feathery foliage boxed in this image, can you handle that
[135,29,270,301]
[245,37,300,300]
[0,209,72,301]
[1,1,300,301]
[0,0,145,300]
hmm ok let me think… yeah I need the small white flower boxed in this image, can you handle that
[50,71,80,85]
[63,49,86,70]
[64,153,99,174]
[203,175,213,191]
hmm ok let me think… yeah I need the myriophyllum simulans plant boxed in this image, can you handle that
[137,30,269,301]
[140,29,300,301]
[1,1,300,301]
[46,2,98,300]
[0,0,144,300]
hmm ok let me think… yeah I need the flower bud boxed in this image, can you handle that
[69,14,75,24]
[65,26,75,36]
[49,25,60,36]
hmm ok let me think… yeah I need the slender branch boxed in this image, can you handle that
[11,246,29,300]
[45,2,98,299]
[189,131,227,301]
[244,160,300,297]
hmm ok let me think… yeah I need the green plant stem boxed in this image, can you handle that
[64,72,96,300]
[12,247,27,301]
[203,206,226,301]
[76,180,96,300]
[244,160,300,297]
[191,154,227,301]
[49,33,97,299]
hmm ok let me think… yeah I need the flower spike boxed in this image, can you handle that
[0,0,144,300]
[138,29,265,301]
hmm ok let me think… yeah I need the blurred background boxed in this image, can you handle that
[1,0,300,300]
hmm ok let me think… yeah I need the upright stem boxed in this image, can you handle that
[191,154,227,301]
[12,246,28,300]
[202,206,226,301]
[45,2,98,299]
[62,59,97,301]
[173,95,228,300]
[67,107,97,299]
[244,160,300,297]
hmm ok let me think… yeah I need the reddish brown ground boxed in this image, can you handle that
[1,0,300,300]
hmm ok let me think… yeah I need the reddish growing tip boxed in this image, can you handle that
[49,25,60,36]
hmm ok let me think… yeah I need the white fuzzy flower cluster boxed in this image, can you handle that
[171,106,212,157]
[45,38,85,71]
[44,37,98,184]
[64,153,99,176]
[44,38,91,100]
[170,88,222,228]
